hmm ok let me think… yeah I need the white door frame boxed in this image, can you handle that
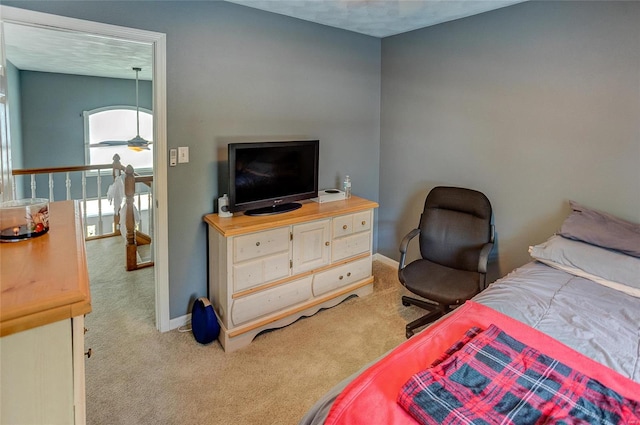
[0,22,14,202]
[0,5,171,332]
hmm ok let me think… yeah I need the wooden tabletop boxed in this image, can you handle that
[204,195,379,237]
[1,200,92,337]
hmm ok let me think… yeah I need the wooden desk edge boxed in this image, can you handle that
[0,300,92,337]
[0,200,92,337]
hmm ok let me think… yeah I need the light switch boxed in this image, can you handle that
[178,147,189,163]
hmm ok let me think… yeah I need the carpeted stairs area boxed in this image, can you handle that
[84,238,423,425]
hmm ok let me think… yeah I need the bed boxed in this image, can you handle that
[300,201,640,425]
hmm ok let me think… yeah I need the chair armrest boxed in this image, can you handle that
[477,242,494,274]
[399,228,421,271]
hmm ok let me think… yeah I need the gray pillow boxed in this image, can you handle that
[558,201,640,258]
[529,235,640,298]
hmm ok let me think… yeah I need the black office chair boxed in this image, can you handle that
[398,186,494,338]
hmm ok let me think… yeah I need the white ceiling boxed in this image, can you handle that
[225,0,525,38]
[3,1,524,80]
[3,22,153,80]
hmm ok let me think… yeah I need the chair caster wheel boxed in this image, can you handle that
[402,297,410,307]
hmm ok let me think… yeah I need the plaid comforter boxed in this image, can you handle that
[397,325,640,425]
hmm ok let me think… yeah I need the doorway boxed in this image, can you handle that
[0,5,170,332]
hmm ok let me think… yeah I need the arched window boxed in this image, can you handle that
[84,106,153,172]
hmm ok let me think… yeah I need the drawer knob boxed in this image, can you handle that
[343,225,348,230]
[85,348,93,359]
[255,241,260,246]
[325,241,330,246]
[361,221,366,226]
[339,275,344,280]
[347,272,351,277]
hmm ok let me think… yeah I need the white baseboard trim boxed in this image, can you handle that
[373,253,399,268]
[170,313,191,331]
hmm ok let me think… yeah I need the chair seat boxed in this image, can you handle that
[400,259,480,305]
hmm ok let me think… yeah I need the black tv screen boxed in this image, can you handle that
[228,140,319,216]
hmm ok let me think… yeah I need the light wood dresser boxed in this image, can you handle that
[1,200,91,424]
[204,196,378,352]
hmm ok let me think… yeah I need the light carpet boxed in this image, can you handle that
[85,238,423,425]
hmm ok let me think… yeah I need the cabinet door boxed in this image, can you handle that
[292,219,330,275]
[1,319,75,424]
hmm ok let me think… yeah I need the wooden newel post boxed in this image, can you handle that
[125,164,137,271]
[112,154,123,180]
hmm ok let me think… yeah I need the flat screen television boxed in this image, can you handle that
[228,140,319,216]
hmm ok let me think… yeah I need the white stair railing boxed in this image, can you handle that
[11,158,153,243]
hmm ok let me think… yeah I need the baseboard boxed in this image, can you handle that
[170,313,191,331]
[373,253,399,268]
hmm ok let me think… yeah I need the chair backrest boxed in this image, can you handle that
[418,186,493,272]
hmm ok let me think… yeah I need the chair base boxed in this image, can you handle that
[402,296,451,338]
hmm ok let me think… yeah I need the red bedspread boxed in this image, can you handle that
[324,301,640,425]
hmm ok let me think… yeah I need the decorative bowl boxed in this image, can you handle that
[0,198,50,242]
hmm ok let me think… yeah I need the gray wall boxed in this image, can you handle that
[16,71,152,200]
[19,71,152,169]
[379,1,640,280]
[9,0,639,319]
[6,1,382,320]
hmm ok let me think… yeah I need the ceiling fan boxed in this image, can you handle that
[90,67,151,151]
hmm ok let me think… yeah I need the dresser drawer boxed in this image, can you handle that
[234,227,290,263]
[352,210,372,233]
[233,252,290,293]
[231,276,313,325]
[332,214,354,238]
[312,257,371,297]
[332,231,371,262]
[332,211,372,238]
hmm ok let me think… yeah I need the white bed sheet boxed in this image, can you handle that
[473,261,640,382]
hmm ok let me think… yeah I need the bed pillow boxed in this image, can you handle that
[529,235,640,298]
[558,201,640,258]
